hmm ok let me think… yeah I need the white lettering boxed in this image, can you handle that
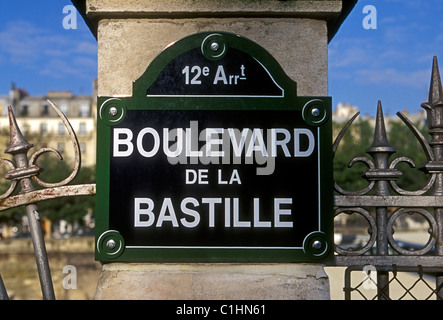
[113,128,133,157]
[229,169,241,184]
[180,197,200,228]
[274,198,293,228]
[224,198,231,227]
[186,122,203,157]
[134,198,155,227]
[185,169,197,184]
[137,127,160,157]
[156,198,179,227]
[233,198,250,227]
[133,197,295,229]
[228,128,249,158]
[253,198,271,227]
[202,198,222,227]
[294,129,315,157]
[213,65,228,84]
[113,124,316,164]
[184,169,209,184]
[163,128,183,157]
[271,128,291,157]
[205,128,224,157]
[246,129,268,157]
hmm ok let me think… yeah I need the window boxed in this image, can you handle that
[80,142,86,154]
[41,105,49,116]
[60,102,69,115]
[40,123,48,135]
[21,105,28,116]
[79,122,87,135]
[58,123,66,135]
[79,103,90,117]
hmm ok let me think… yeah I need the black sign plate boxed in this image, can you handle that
[95,32,333,262]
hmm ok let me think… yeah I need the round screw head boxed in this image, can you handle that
[210,42,220,52]
[109,107,118,116]
[106,239,116,249]
[311,108,321,117]
[312,240,322,250]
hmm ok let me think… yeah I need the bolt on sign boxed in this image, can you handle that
[95,32,333,262]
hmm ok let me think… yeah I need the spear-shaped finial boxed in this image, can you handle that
[366,100,396,155]
[4,106,33,155]
[422,56,443,111]
[421,56,443,129]
[429,56,443,107]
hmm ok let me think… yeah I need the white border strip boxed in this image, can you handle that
[127,246,302,250]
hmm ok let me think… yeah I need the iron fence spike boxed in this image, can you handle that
[4,106,33,155]
[366,100,396,154]
[428,56,443,107]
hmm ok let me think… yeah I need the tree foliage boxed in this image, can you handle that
[37,157,95,228]
[333,116,430,194]
[0,155,95,229]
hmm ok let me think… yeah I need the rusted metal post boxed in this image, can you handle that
[421,56,443,299]
[4,106,55,300]
[364,101,399,300]
[0,274,8,300]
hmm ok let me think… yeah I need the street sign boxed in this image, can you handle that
[95,32,333,262]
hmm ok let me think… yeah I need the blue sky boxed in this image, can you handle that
[0,1,442,117]
[329,0,443,116]
[0,1,96,96]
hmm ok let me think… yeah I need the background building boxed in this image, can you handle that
[0,81,97,168]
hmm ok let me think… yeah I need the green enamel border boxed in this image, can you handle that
[95,32,333,263]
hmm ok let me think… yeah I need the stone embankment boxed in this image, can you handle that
[0,237,101,300]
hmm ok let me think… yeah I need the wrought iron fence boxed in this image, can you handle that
[332,56,443,300]
[343,265,443,300]
[0,100,95,300]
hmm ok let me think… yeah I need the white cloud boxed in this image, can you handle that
[355,68,429,88]
[0,20,96,77]
[74,41,97,55]
[0,21,44,63]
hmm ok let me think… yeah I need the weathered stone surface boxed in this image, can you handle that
[97,18,327,97]
[86,0,343,17]
[94,263,330,300]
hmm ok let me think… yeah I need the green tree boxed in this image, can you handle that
[333,118,373,193]
[0,154,95,234]
[333,115,431,194]
[36,156,95,234]
[387,119,429,192]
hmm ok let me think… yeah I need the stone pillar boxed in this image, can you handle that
[72,0,356,300]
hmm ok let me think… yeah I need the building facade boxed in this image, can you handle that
[0,81,97,168]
